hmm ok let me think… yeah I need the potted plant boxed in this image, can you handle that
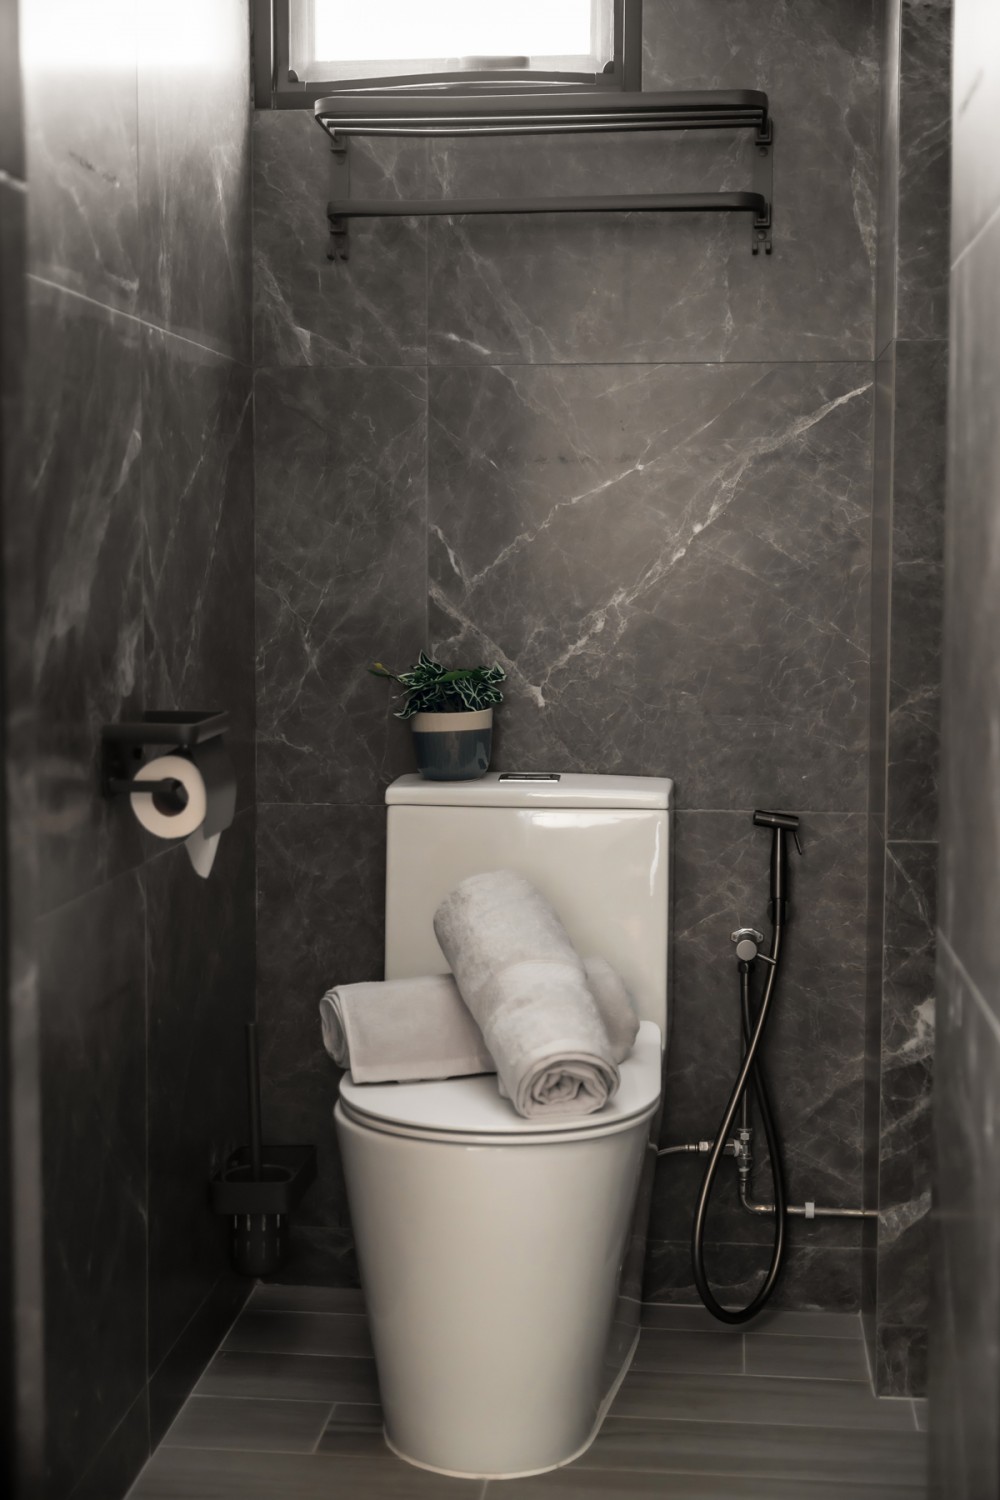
[369,652,506,781]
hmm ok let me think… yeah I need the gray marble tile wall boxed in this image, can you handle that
[14,4,255,1498]
[1,2,40,1496]
[929,0,1000,1484]
[253,0,883,1307]
[865,0,950,1398]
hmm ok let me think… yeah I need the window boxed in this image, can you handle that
[254,0,641,107]
[294,0,611,83]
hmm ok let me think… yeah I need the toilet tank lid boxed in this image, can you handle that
[385,772,673,810]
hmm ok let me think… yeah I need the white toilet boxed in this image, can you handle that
[334,770,672,1479]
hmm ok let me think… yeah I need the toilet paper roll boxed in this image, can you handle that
[184,825,221,880]
[130,754,208,840]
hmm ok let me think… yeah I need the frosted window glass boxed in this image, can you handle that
[315,0,596,63]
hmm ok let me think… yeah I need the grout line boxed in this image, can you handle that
[35,804,257,921]
[187,1392,381,1407]
[181,1393,345,1405]
[566,1470,928,1490]
[412,356,880,371]
[736,1330,863,1343]
[161,1442,367,1458]
[608,1412,921,1434]
[220,1345,375,1361]
[152,1280,251,1387]
[720,1370,871,1386]
[310,1402,337,1455]
[252,356,887,374]
[860,1312,876,1397]
[239,1307,366,1320]
[71,1389,149,1500]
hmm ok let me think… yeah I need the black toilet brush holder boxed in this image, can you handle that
[211,1022,316,1276]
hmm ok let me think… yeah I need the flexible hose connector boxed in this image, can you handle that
[690,932,788,1324]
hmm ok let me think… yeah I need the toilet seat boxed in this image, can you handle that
[337,1020,662,1145]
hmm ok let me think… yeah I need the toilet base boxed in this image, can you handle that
[337,1099,656,1478]
[381,1324,641,1481]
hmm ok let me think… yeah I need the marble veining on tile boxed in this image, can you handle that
[255,367,426,805]
[142,328,255,811]
[22,0,141,310]
[429,362,873,810]
[866,0,948,1398]
[253,113,428,368]
[28,280,145,915]
[895,0,952,342]
[137,0,252,360]
[426,0,877,366]
[250,0,894,1323]
[15,8,257,1500]
[876,841,935,1363]
[255,803,386,1239]
[930,941,1000,1500]
[885,341,947,843]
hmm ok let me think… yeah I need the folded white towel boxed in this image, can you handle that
[320,956,638,1085]
[433,869,622,1119]
[321,974,490,1083]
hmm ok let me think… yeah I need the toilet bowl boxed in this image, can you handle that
[334,771,672,1478]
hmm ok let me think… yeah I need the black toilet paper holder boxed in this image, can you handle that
[101,710,230,800]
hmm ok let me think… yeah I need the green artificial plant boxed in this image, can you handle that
[369,652,506,719]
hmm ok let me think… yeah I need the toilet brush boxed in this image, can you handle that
[210,1021,316,1276]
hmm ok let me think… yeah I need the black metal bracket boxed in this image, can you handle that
[316,89,774,259]
[100,711,229,797]
[327,130,350,259]
[328,214,349,262]
[751,119,773,255]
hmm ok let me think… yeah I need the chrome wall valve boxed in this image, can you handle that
[730,927,765,962]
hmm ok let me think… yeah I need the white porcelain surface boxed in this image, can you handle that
[335,1099,653,1477]
[339,1020,662,1142]
[336,770,671,1476]
[386,769,674,808]
[385,801,670,1036]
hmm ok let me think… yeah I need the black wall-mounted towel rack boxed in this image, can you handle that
[314,89,773,257]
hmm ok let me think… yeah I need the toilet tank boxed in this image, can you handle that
[384,772,672,1041]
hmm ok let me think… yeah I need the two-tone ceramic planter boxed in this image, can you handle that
[410,708,493,781]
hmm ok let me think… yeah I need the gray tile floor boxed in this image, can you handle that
[129,1285,928,1499]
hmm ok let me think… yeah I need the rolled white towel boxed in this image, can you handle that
[320,957,637,1084]
[433,869,622,1119]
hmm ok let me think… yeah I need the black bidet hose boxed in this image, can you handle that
[691,812,797,1324]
